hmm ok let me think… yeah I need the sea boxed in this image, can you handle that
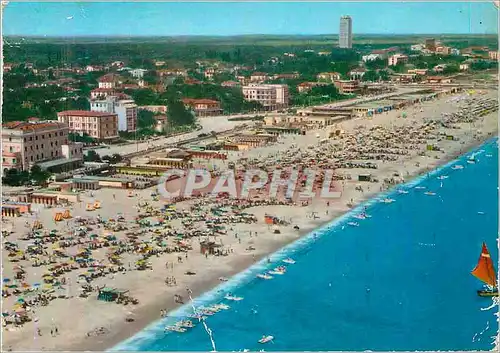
[111,138,499,352]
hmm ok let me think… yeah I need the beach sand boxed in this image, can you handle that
[2,89,498,351]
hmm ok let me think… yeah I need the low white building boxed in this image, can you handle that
[129,69,149,79]
[362,53,383,62]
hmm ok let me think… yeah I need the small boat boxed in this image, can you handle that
[204,305,221,313]
[177,320,194,328]
[353,214,366,220]
[380,198,395,204]
[219,277,228,282]
[187,314,207,320]
[258,335,274,344]
[199,309,215,316]
[347,222,359,227]
[467,159,476,164]
[477,211,486,215]
[268,266,286,275]
[282,258,296,264]
[437,175,449,180]
[165,326,187,333]
[397,190,409,194]
[471,242,499,297]
[224,294,244,301]
[452,165,464,170]
[213,303,230,310]
[415,186,426,190]
[257,273,273,280]
[486,154,493,157]
[424,191,436,196]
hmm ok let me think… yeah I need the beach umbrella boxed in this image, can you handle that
[3,278,10,283]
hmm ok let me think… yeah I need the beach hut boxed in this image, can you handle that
[62,210,71,219]
[86,204,95,211]
[94,201,101,209]
[358,174,372,182]
[97,288,128,302]
[54,213,63,222]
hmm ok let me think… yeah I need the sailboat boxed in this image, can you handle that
[471,242,499,297]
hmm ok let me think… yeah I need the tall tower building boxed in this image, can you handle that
[339,15,352,49]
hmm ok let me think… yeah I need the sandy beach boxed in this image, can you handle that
[2,89,498,352]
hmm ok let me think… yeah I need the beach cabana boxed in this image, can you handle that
[97,287,128,302]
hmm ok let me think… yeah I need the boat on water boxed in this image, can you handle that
[224,294,244,301]
[176,320,194,328]
[282,258,296,264]
[165,326,187,333]
[353,214,366,220]
[467,159,476,164]
[415,186,426,190]
[268,266,286,275]
[199,309,216,316]
[187,314,207,320]
[437,175,449,180]
[397,189,409,194]
[380,198,395,204]
[347,222,359,227]
[486,154,493,157]
[471,242,499,297]
[424,191,436,196]
[257,273,273,280]
[477,211,486,215]
[452,165,464,170]
[213,303,230,310]
[258,335,274,344]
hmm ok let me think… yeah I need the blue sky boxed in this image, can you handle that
[3,2,498,36]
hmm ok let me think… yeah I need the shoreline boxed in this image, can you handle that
[98,136,497,352]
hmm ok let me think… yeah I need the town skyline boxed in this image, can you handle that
[3,2,498,36]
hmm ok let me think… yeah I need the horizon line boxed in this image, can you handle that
[5,33,498,38]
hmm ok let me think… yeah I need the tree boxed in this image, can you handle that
[127,89,160,105]
[362,70,380,82]
[378,70,390,81]
[167,100,196,126]
[2,168,30,186]
[84,150,102,162]
[137,110,156,129]
[365,58,388,71]
[69,132,96,144]
[101,153,123,164]
[29,165,51,185]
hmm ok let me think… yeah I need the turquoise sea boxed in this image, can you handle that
[112,138,499,352]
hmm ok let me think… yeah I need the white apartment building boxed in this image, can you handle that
[242,84,289,111]
[90,96,138,132]
[339,16,353,49]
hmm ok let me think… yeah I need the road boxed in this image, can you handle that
[86,116,247,156]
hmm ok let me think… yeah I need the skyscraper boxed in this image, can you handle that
[339,15,352,49]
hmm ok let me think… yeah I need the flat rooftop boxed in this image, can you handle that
[38,157,82,169]
[70,175,132,183]
[352,100,397,108]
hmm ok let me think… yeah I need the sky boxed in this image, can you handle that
[3,2,499,37]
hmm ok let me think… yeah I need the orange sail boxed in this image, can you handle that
[471,242,497,287]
